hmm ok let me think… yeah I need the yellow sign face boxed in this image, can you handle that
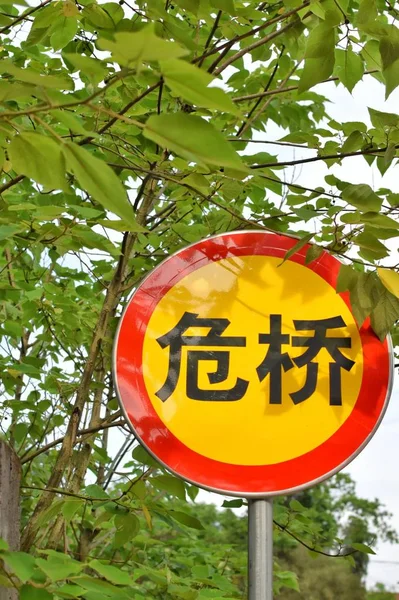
[142,255,363,466]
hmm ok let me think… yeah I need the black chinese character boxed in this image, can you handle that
[156,311,249,402]
[291,316,355,406]
[257,314,294,404]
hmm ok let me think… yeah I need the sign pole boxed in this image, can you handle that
[248,498,273,600]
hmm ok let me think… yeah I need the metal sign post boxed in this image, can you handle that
[248,499,273,600]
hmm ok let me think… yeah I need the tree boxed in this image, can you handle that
[367,583,396,600]
[0,0,398,597]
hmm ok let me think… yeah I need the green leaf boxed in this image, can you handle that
[152,475,186,500]
[289,499,306,512]
[84,484,110,499]
[351,542,376,555]
[20,585,53,600]
[3,552,36,583]
[89,560,133,586]
[305,245,323,264]
[354,231,389,257]
[132,444,160,467]
[368,107,399,129]
[53,109,90,135]
[36,499,65,528]
[175,0,199,13]
[276,570,300,592]
[170,511,204,529]
[360,212,399,229]
[50,16,78,51]
[0,61,73,90]
[9,133,66,191]
[181,173,210,195]
[63,54,107,85]
[144,113,246,171]
[377,268,399,298]
[0,225,25,240]
[341,131,364,154]
[211,0,235,13]
[349,272,375,326]
[61,498,82,522]
[222,499,244,508]
[370,286,399,340]
[160,59,241,115]
[73,576,123,595]
[82,3,115,29]
[298,24,335,93]
[341,183,382,211]
[379,26,399,98]
[114,513,140,547]
[98,23,188,67]
[36,554,83,581]
[334,49,364,93]
[281,233,314,264]
[62,143,143,231]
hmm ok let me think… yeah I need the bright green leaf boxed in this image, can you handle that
[160,59,241,115]
[114,513,140,547]
[222,499,244,508]
[144,113,246,171]
[20,585,53,600]
[9,133,66,191]
[89,559,133,586]
[152,475,186,500]
[379,26,399,98]
[3,552,36,583]
[281,233,314,264]
[334,49,364,93]
[98,23,188,67]
[62,143,143,231]
[351,542,376,554]
[0,61,73,90]
[341,184,382,211]
[50,17,78,51]
[377,268,399,298]
[170,510,204,529]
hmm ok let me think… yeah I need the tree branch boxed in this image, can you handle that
[250,143,396,170]
[213,20,296,76]
[233,69,379,102]
[193,1,310,66]
[0,0,52,35]
[21,417,124,465]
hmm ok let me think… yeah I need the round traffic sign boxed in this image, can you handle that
[113,231,393,497]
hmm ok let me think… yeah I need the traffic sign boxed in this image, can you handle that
[113,231,393,497]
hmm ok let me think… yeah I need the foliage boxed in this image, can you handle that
[0,0,399,597]
[367,583,396,600]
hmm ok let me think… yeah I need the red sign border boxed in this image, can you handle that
[113,231,393,497]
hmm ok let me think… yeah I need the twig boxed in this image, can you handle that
[21,417,124,465]
[0,0,52,35]
[233,69,378,102]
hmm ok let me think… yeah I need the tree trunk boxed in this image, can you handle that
[0,442,21,600]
